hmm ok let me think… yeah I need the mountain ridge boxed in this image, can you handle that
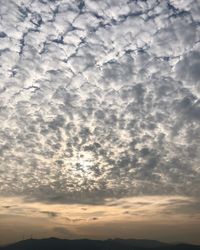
[0,238,199,250]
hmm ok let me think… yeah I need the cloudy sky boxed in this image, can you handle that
[0,0,200,245]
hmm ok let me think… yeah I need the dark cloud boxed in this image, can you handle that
[40,211,59,218]
[91,217,98,220]
[2,206,11,209]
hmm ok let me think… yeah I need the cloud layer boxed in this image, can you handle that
[1,195,200,245]
[0,0,200,205]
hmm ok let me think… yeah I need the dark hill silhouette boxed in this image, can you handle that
[0,238,199,250]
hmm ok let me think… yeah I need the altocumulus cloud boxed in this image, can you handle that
[0,0,200,207]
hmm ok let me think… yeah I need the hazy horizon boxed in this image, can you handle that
[0,0,200,246]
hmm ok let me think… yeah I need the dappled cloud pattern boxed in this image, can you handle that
[0,0,200,210]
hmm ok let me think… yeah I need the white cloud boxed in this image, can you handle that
[0,0,199,206]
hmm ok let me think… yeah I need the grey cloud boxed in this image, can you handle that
[159,198,200,218]
[0,0,199,210]
[0,32,7,38]
[175,50,200,87]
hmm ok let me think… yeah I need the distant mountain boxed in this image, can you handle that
[0,238,199,250]
[111,238,170,248]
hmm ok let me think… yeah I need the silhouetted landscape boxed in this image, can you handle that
[1,238,200,250]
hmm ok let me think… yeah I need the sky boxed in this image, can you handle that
[0,0,200,246]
